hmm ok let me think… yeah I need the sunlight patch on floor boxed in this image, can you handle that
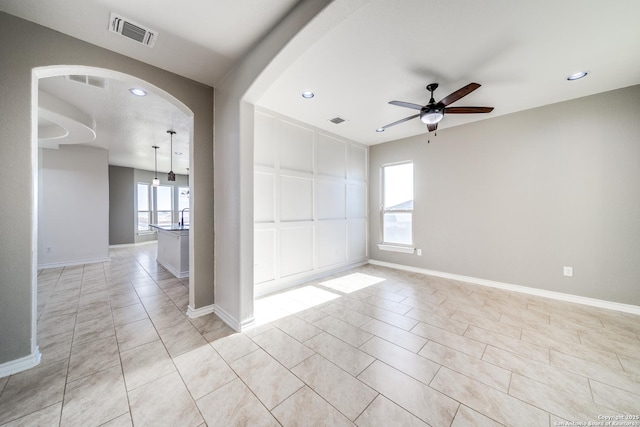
[319,273,386,294]
[254,285,341,325]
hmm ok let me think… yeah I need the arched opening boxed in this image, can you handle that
[31,65,196,356]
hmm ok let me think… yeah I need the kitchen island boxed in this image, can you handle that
[149,224,189,278]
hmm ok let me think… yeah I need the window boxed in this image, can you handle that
[136,183,176,232]
[155,185,173,226]
[137,183,151,231]
[381,162,414,246]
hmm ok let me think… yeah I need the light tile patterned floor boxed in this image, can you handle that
[1,243,640,426]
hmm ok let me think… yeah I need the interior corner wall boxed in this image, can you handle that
[109,165,135,245]
[369,85,640,306]
[38,145,109,267]
[0,11,213,367]
[254,109,368,296]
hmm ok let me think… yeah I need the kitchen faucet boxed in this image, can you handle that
[179,208,190,227]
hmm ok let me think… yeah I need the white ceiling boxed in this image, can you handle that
[2,0,640,170]
[257,0,640,145]
[38,75,191,174]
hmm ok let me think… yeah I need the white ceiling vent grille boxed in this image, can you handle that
[66,75,109,89]
[109,12,158,48]
[329,116,347,124]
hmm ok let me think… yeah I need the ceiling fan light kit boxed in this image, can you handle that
[379,82,494,135]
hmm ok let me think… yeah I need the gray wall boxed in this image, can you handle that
[0,12,214,367]
[370,85,640,305]
[109,165,135,245]
[109,166,190,245]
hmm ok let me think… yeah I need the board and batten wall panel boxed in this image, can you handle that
[254,109,368,296]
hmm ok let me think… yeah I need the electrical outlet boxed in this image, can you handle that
[416,249,422,256]
[563,266,573,277]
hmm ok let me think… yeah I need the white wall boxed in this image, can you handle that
[254,109,368,296]
[38,145,109,267]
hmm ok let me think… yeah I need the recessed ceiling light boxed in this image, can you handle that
[567,71,588,81]
[301,91,315,99]
[129,88,147,96]
[376,128,385,133]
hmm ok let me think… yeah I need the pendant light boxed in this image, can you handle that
[167,130,176,182]
[151,145,160,186]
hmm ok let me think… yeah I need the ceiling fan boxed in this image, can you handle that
[378,82,493,133]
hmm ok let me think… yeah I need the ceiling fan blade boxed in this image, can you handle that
[444,106,494,114]
[389,100,424,111]
[438,83,481,107]
[380,114,420,130]
[427,123,438,132]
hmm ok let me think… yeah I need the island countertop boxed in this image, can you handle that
[150,223,189,232]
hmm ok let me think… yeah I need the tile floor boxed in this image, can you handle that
[1,243,640,426]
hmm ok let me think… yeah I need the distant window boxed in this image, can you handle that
[155,185,173,226]
[137,183,151,231]
[381,162,413,245]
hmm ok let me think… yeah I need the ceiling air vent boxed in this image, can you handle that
[329,116,346,125]
[109,12,158,47]
[66,75,109,89]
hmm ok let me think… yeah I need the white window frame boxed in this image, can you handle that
[136,183,152,234]
[378,161,415,253]
[154,184,174,226]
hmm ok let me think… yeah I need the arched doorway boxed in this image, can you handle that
[31,65,195,357]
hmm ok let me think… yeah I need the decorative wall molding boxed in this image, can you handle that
[0,348,41,378]
[369,259,640,315]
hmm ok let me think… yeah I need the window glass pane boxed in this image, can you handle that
[157,186,172,211]
[179,186,189,211]
[383,163,413,210]
[137,212,150,231]
[157,211,172,226]
[383,212,413,245]
[137,184,149,211]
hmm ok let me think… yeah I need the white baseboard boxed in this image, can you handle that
[0,348,41,378]
[156,259,188,279]
[109,240,157,248]
[240,316,256,332]
[369,259,640,315]
[37,257,111,270]
[186,304,215,319]
[213,304,241,332]
[255,260,369,298]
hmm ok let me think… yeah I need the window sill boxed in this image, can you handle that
[377,244,415,254]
